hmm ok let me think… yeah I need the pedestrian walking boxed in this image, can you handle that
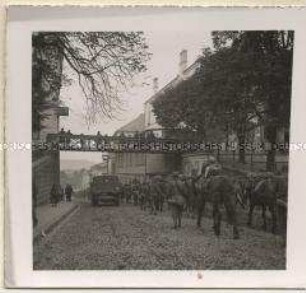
[65,184,73,202]
[50,183,60,207]
[59,186,64,201]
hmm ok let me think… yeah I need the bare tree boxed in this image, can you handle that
[32,32,151,132]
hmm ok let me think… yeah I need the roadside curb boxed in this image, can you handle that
[33,204,80,243]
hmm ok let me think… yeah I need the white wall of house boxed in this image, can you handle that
[144,101,161,131]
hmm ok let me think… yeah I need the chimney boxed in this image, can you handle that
[153,77,159,94]
[179,49,187,76]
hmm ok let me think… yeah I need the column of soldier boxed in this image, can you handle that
[120,158,288,239]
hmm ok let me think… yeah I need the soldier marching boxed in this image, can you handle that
[118,156,288,239]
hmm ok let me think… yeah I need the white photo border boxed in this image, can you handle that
[6,6,306,288]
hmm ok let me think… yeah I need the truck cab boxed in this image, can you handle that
[90,175,122,206]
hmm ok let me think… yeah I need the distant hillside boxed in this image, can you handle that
[60,159,98,171]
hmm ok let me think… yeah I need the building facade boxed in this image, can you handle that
[32,34,69,205]
[113,50,194,182]
[112,48,289,181]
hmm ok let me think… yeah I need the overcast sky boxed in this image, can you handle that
[59,12,213,162]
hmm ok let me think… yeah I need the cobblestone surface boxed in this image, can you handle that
[33,203,286,270]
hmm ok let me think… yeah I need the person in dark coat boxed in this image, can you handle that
[59,186,64,201]
[50,183,60,207]
[167,173,186,229]
[65,184,73,202]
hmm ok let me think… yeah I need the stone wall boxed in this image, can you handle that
[33,150,60,206]
[40,108,59,140]
[32,33,64,205]
[114,152,181,183]
[145,153,180,175]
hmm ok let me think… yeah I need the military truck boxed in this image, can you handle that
[90,175,122,206]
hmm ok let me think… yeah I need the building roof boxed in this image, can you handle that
[145,57,201,105]
[114,54,201,135]
[115,113,145,133]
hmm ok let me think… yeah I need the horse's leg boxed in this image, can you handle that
[154,197,158,213]
[262,204,267,231]
[189,198,194,219]
[196,199,205,228]
[186,201,190,218]
[232,219,240,239]
[191,199,196,219]
[160,197,164,212]
[153,197,157,215]
[187,198,192,218]
[270,204,277,234]
[157,196,161,212]
[224,194,240,239]
[171,204,177,229]
[177,205,182,228]
[230,210,240,240]
[174,207,178,229]
[150,198,154,214]
[213,202,221,237]
[247,202,255,227]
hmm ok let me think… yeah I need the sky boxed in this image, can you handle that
[59,12,213,162]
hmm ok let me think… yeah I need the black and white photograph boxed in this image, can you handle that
[32,29,292,270]
[6,6,306,288]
